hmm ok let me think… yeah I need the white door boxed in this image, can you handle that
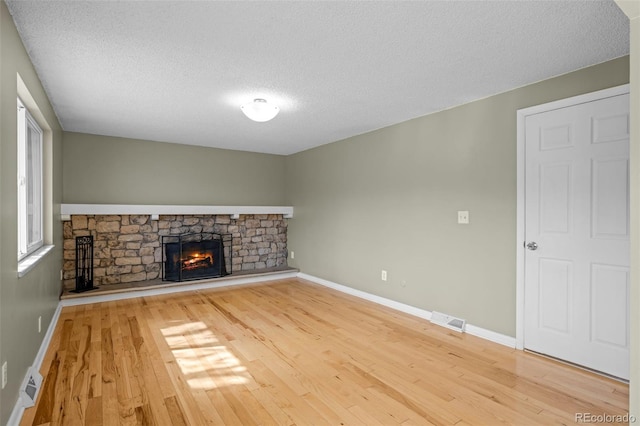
[523,92,630,379]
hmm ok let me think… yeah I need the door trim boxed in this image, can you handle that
[515,84,630,350]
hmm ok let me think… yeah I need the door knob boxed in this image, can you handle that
[526,241,538,251]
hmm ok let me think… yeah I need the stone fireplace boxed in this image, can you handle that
[62,213,288,291]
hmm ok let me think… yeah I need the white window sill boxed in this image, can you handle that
[18,245,55,278]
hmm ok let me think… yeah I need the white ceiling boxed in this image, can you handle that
[6,1,629,155]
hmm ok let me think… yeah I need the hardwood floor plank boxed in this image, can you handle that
[84,396,103,426]
[204,387,244,425]
[129,310,182,426]
[347,404,389,426]
[31,353,60,425]
[343,361,461,425]
[68,322,92,424]
[246,383,296,425]
[163,396,188,426]
[21,278,629,425]
[300,390,365,425]
[247,358,329,423]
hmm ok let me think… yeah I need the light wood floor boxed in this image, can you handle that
[22,278,629,425]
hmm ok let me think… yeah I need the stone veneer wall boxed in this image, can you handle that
[63,214,288,291]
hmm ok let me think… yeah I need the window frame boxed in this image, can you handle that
[17,97,44,261]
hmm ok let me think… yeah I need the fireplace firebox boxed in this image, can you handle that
[162,233,230,282]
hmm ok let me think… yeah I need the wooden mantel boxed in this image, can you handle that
[60,204,294,220]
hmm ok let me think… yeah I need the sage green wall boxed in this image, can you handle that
[285,56,630,337]
[63,132,286,206]
[0,2,63,422]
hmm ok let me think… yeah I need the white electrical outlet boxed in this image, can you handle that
[381,270,387,281]
[290,251,295,259]
[38,316,42,333]
[457,210,470,224]
[2,361,7,389]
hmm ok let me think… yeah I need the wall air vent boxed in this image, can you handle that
[430,311,466,333]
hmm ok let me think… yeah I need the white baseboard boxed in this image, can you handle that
[464,324,517,348]
[7,303,63,426]
[297,272,516,349]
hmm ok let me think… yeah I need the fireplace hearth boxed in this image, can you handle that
[162,233,230,282]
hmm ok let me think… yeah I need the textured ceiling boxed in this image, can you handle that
[6,1,629,155]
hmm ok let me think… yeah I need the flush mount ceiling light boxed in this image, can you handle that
[241,98,280,122]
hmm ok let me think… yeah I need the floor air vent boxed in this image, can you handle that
[430,311,466,333]
[20,367,42,408]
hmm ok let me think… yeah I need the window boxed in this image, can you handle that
[17,97,43,260]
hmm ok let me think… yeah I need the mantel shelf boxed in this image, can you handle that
[60,204,293,220]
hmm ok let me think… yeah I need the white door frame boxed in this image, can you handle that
[515,84,630,350]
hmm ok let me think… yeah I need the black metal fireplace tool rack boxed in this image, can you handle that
[72,235,98,293]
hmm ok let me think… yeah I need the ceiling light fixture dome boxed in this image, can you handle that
[241,98,280,122]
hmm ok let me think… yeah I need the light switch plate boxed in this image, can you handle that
[458,211,469,224]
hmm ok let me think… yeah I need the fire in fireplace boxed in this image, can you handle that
[162,233,229,282]
[181,253,212,271]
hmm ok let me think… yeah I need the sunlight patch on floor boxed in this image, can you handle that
[161,321,249,389]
